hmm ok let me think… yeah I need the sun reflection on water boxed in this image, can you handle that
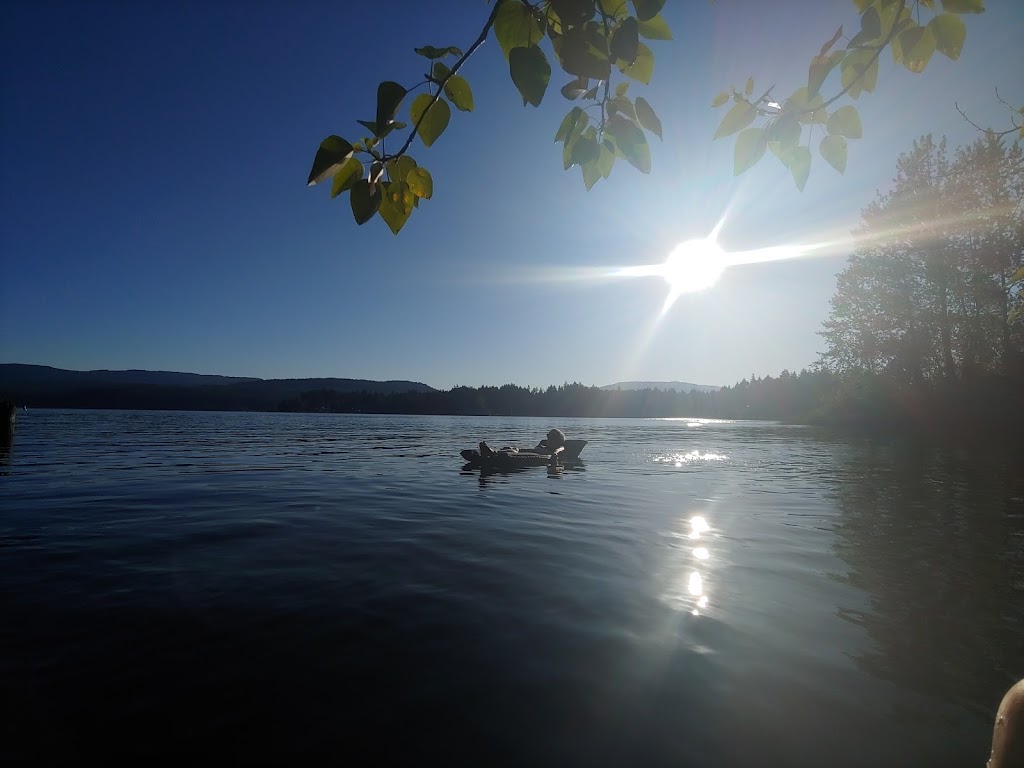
[663,515,717,616]
[656,450,729,468]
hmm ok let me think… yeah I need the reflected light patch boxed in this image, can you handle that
[698,595,709,608]
[688,571,703,596]
[688,516,710,540]
[693,547,710,560]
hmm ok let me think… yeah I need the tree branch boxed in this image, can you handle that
[383,1,504,162]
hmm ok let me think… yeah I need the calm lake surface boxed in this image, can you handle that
[2,410,1022,765]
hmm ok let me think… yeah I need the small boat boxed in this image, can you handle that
[460,439,588,467]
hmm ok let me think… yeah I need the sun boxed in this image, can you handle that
[662,237,727,295]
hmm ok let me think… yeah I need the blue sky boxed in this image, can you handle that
[2,1,1021,389]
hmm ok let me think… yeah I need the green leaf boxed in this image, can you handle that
[414,45,463,59]
[606,114,650,173]
[387,156,417,184]
[634,97,662,139]
[733,127,767,175]
[378,181,414,234]
[551,0,596,28]
[1010,265,1024,284]
[610,16,639,64]
[896,25,936,72]
[307,135,354,186]
[598,0,626,18]
[744,77,754,97]
[375,81,407,137]
[555,106,586,142]
[840,48,879,98]
[560,76,589,100]
[557,23,611,80]
[349,179,381,225]
[713,102,756,139]
[807,49,843,99]
[630,0,665,22]
[940,0,984,12]
[406,167,433,200]
[637,13,672,40]
[767,116,801,152]
[581,156,602,190]
[494,0,544,59]
[928,13,966,59]
[571,136,600,167]
[330,157,363,198]
[819,134,848,173]
[509,45,551,107]
[615,81,630,97]
[597,141,616,178]
[848,5,881,47]
[610,95,637,122]
[785,146,811,191]
[711,91,729,108]
[444,75,474,112]
[410,94,451,148]
[619,41,653,84]
[826,105,862,138]
[787,86,827,124]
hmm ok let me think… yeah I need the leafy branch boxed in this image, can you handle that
[712,0,982,190]
[308,0,672,234]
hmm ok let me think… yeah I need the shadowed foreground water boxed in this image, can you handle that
[2,410,1022,765]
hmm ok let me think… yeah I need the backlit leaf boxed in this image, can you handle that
[711,91,730,108]
[330,156,362,198]
[637,13,672,40]
[733,127,766,175]
[555,106,586,142]
[410,94,451,147]
[494,0,544,59]
[443,75,474,111]
[378,181,414,234]
[785,145,811,191]
[826,105,862,138]
[349,179,381,225]
[610,16,639,64]
[630,0,665,22]
[897,25,935,72]
[558,23,611,80]
[308,135,354,186]
[840,48,878,98]
[407,167,433,200]
[510,45,551,107]
[571,136,600,167]
[940,0,984,12]
[634,97,662,139]
[619,41,653,83]
[414,45,462,59]
[745,77,754,97]
[606,114,650,173]
[819,134,848,173]
[561,76,589,100]
[374,81,407,137]
[713,101,756,139]
[928,13,966,59]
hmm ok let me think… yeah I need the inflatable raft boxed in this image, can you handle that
[460,439,587,468]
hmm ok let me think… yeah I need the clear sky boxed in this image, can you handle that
[2,1,1021,389]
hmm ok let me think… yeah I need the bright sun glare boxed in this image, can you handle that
[662,237,726,296]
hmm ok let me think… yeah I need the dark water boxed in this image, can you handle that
[2,410,1022,765]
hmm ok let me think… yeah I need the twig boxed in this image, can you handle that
[383,0,505,162]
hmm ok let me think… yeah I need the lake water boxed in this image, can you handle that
[2,410,1022,765]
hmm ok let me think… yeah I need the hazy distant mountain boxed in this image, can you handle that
[0,364,435,411]
[601,380,720,393]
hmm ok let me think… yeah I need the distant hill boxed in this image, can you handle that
[0,364,435,411]
[601,380,720,393]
